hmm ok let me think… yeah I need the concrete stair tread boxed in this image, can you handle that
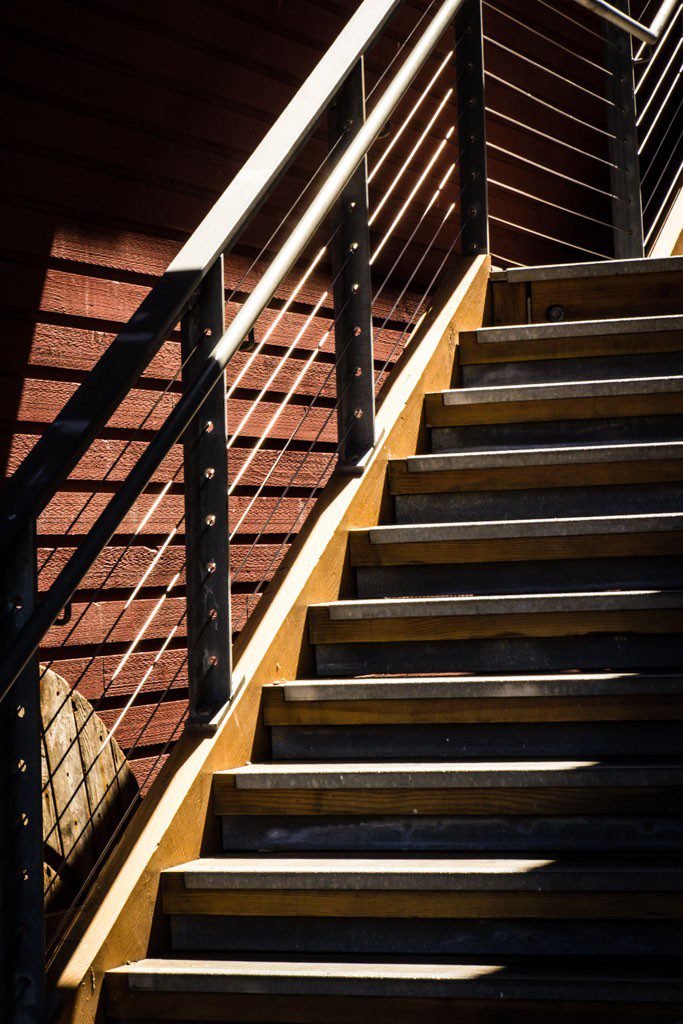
[431,374,683,408]
[490,256,683,284]
[402,440,683,473]
[163,854,683,891]
[314,589,683,621]
[355,512,683,546]
[270,673,683,702]
[221,761,683,790]
[107,956,683,1001]
[470,314,683,346]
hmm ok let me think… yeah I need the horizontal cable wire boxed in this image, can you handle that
[484,34,615,105]
[228,335,331,498]
[226,291,329,452]
[238,382,368,614]
[372,167,469,350]
[484,69,617,138]
[231,362,360,587]
[636,33,683,124]
[645,160,683,243]
[486,106,617,168]
[369,86,454,225]
[638,59,683,151]
[488,176,629,231]
[368,46,454,183]
[642,103,683,200]
[643,136,683,215]
[490,251,526,267]
[225,247,328,402]
[489,214,613,258]
[376,210,471,380]
[487,141,623,199]
[640,88,683,181]
[366,0,442,102]
[533,0,616,45]
[224,130,350,307]
[39,214,356,799]
[228,290,357,541]
[371,125,455,263]
[373,164,456,306]
[483,0,615,75]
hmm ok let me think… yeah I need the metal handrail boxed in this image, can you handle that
[569,0,679,44]
[0,0,404,562]
[0,0,465,700]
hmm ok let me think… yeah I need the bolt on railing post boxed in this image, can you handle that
[0,520,45,1024]
[456,0,489,256]
[181,256,232,729]
[604,1,645,257]
[328,58,377,473]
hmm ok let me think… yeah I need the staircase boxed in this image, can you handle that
[106,257,683,1022]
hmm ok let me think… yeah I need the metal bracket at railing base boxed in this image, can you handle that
[335,426,387,476]
[186,699,233,734]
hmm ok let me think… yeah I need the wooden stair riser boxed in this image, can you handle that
[161,882,683,920]
[271,723,683,762]
[214,785,682,818]
[425,391,683,428]
[105,988,683,1024]
[262,692,683,727]
[490,271,683,327]
[170,914,683,958]
[308,608,683,645]
[458,330,683,367]
[388,459,683,495]
[219,814,683,854]
[349,531,683,567]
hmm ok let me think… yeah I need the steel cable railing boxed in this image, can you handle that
[1,3,484,1006]
[482,0,630,266]
[1,0,682,1017]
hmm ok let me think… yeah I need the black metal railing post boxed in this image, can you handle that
[328,58,377,473]
[456,0,489,256]
[181,257,232,728]
[605,1,645,257]
[0,521,45,1024]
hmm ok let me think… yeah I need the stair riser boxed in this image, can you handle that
[270,722,683,761]
[491,267,683,326]
[311,609,683,648]
[315,634,682,677]
[170,914,683,958]
[105,989,683,1023]
[220,815,683,853]
[461,351,683,389]
[355,556,683,599]
[430,415,683,453]
[394,483,683,524]
[390,461,683,499]
[162,887,683,921]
